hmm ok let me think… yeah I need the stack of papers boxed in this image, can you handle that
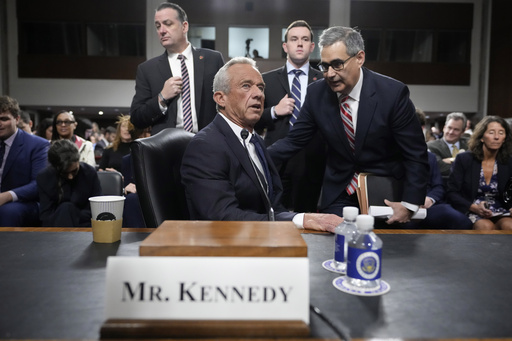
[368,206,427,219]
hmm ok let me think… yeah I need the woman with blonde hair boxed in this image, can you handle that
[98,115,135,172]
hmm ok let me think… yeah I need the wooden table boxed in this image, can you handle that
[1,227,511,340]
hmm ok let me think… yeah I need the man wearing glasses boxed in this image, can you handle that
[0,95,49,227]
[268,26,429,224]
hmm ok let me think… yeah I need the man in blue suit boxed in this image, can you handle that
[180,57,341,231]
[0,96,49,226]
[130,2,224,135]
[268,26,429,224]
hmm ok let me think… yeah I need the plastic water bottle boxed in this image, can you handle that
[333,206,359,271]
[346,214,382,290]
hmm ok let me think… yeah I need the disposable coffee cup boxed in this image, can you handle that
[89,195,125,243]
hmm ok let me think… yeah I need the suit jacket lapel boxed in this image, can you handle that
[213,116,268,204]
[157,52,176,118]
[278,67,290,95]
[354,68,377,157]
[439,140,451,158]
[192,47,204,114]
[157,51,172,82]
[3,130,23,177]
[324,87,355,157]
[307,67,322,84]
[471,156,481,198]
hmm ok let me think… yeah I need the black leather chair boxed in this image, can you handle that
[97,170,124,196]
[130,128,194,228]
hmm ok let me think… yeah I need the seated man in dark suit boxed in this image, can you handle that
[0,95,50,226]
[180,57,342,231]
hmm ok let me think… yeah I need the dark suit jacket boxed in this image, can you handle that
[130,47,224,135]
[37,162,102,227]
[1,129,49,201]
[427,138,468,176]
[181,115,296,221]
[268,67,429,211]
[427,151,445,203]
[447,151,512,214]
[256,65,323,145]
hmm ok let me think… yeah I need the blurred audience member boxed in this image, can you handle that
[51,110,96,167]
[427,112,468,177]
[35,118,53,141]
[98,116,133,173]
[95,125,116,160]
[37,139,101,227]
[0,95,49,227]
[17,111,34,133]
[415,108,435,142]
[121,126,150,228]
[447,116,512,230]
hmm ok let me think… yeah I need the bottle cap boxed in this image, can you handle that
[342,206,359,220]
[356,214,374,231]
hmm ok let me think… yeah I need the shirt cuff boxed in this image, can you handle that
[9,190,18,202]
[426,196,436,205]
[292,213,305,229]
[401,201,419,213]
[271,106,277,120]
[159,102,167,113]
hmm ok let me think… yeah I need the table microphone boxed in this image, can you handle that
[240,129,275,221]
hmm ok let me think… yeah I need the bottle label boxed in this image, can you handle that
[334,234,345,262]
[347,248,382,280]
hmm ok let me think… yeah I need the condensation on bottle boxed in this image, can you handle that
[346,214,383,290]
[333,206,359,271]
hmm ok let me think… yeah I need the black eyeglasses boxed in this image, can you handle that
[56,120,76,126]
[317,55,355,73]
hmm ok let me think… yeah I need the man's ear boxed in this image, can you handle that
[213,91,225,108]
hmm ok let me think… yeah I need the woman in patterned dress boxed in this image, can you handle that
[447,116,512,230]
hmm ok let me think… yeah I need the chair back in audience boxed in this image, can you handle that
[97,170,124,196]
[130,128,194,228]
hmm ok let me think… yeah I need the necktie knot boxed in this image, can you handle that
[292,69,303,77]
[178,54,185,61]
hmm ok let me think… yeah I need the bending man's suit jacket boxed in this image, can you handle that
[268,67,429,211]
[256,65,323,145]
[130,47,224,135]
[1,129,49,201]
[181,115,296,221]
[447,151,512,214]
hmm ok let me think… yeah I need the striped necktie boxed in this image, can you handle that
[289,69,303,127]
[340,96,358,195]
[250,135,274,201]
[178,54,193,132]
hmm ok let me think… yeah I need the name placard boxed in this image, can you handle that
[105,256,309,323]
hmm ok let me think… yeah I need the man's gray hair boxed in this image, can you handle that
[319,26,365,57]
[446,112,467,129]
[213,57,258,94]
